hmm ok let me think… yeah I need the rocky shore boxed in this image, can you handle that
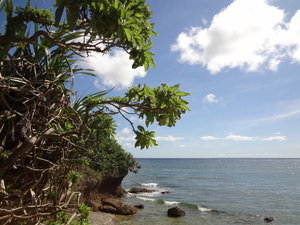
[90,211,117,225]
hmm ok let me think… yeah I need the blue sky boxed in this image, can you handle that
[78,0,300,158]
[2,0,300,158]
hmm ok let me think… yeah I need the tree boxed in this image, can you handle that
[0,0,190,224]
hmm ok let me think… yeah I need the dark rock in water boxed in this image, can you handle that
[128,187,156,194]
[264,217,274,223]
[161,191,171,194]
[134,204,144,209]
[167,207,185,217]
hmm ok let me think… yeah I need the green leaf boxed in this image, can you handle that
[55,3,65,26]
[137,125,145,132]
[175,92,191,96]
[66,9,78,31]
[124,28,132,41]
[114,0,119,8]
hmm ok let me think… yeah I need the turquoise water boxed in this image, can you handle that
[119,158,300,224]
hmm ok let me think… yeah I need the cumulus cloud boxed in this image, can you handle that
[78,48,146,89]
[262,136,287,141]
[119,127,132,135]
[203,93,220,103]
[200,136,219,141]
[116,135,135,142]
[155,135,184,142]
[115,127,135,148]
[171,0,300,74]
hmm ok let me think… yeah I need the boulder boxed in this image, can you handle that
[134,204,144,209]
[102,198,122,209]
[128,187,156,194]
[167,207,185,217]
[264,217,274,223]
[161,191,171,194]
[98,205,117,214]
[117,205,138,215]
[99,197,137,215]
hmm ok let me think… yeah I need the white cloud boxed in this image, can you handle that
[200,136,219,141]
[200,134,287,141]
[203,93,220,103]
[224,134,256,141]
[171,0,300,74]
[116,127,135,148]
[116,135,135,142]
[120,127,132,135]
[262,136,286,141]
[78,49,146,89]
[155,135,184,142]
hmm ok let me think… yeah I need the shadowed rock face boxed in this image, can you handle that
[80,173,140,215]
[167,207,185,217]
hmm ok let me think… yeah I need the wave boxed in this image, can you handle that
[129,182,170,197]
[136,196,213,213]
[137,196,156,202]
[156,198,181,205]
[130,182,219,214]
[141,183,158,188]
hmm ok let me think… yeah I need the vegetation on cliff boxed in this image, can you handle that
[0,0,190,224]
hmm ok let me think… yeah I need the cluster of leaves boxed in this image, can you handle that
[0,0,190,224]
[54,0,157,69]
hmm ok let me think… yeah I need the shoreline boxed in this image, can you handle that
[90,211,118,225]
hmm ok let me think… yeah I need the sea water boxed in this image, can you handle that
[117,158,300,225]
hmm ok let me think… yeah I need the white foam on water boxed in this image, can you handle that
[137,196,156,202]
[198,206,212,212]
[141,183,158,188]
[164,200,181,206]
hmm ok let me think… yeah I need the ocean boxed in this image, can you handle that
[117,158,300,225]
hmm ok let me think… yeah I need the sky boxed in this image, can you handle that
[2,0,300,158]
[74,0,300,158]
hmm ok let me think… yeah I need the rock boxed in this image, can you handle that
[102,198,123,209]
[161,191,170,194]
[167,207,185,217]
[264,217,274,223]
[98,205,117,214]
[128,187,156,194]
[99,197,137,215]
[134,204,144,209]
[117,205,137,215]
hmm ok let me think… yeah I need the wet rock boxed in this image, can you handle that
[161,191,171,194]
[264,217,274,223]
[134,204,144,209]
[128,187,156,194]
[167,207,185,217]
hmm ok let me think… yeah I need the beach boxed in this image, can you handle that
[90,211,117,225]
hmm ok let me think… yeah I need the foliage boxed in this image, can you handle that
[0,0,190,224]
[77,203,91,225]
[44,204,91,225]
